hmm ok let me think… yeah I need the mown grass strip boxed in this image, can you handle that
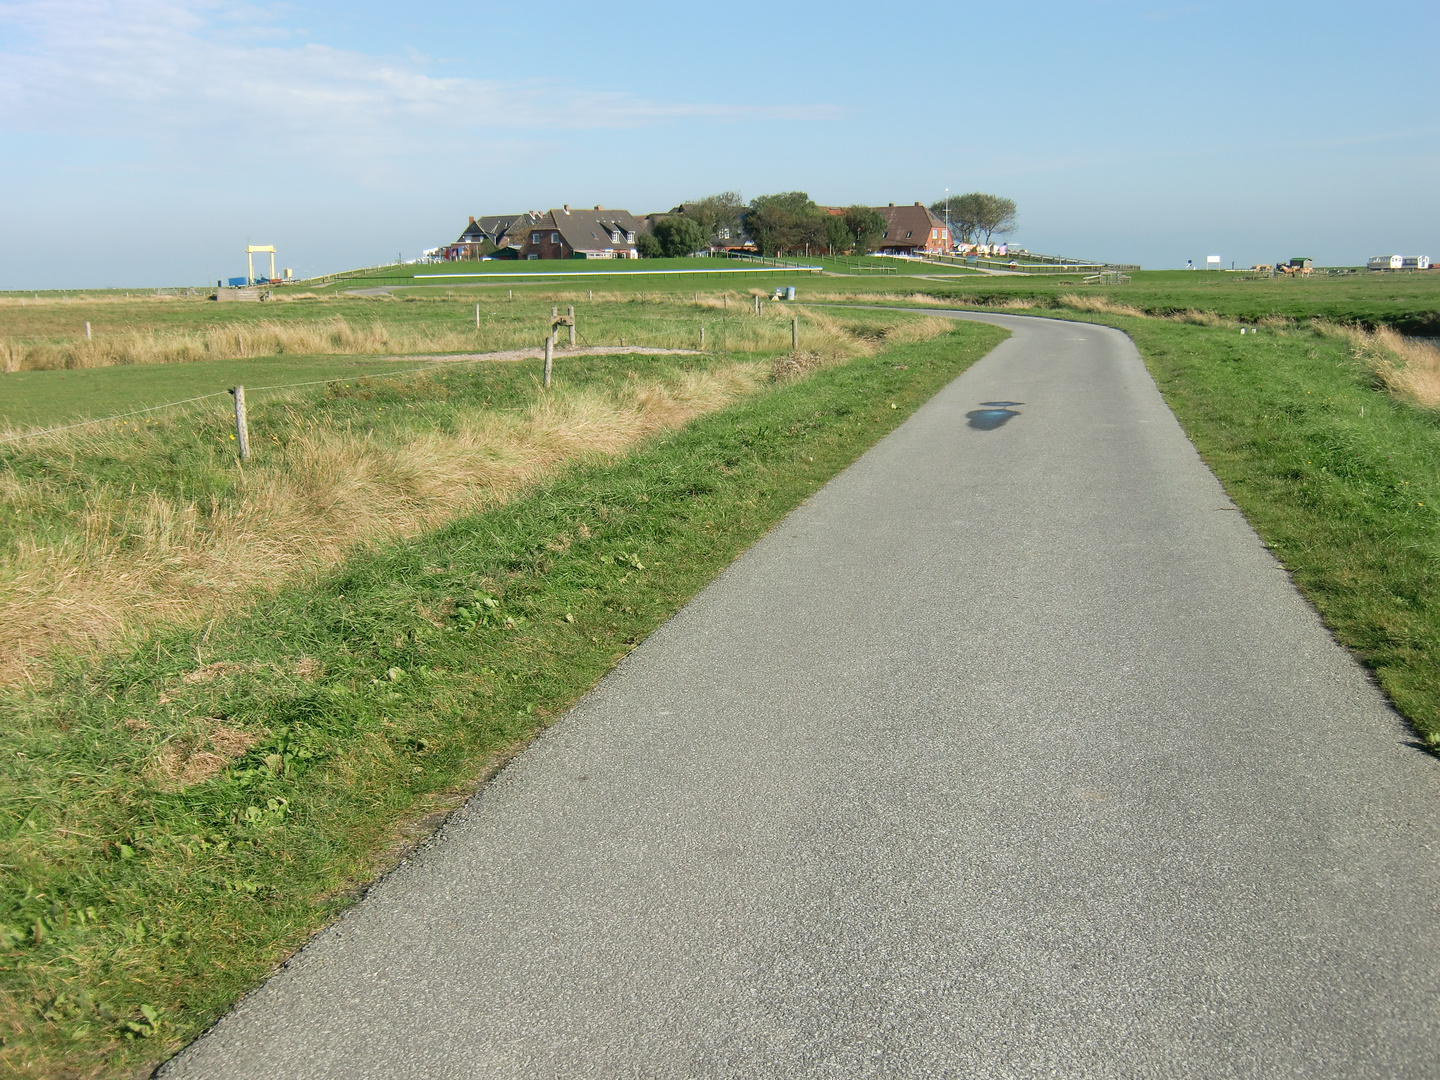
[1116,317,1440,744]
[0,321,1006,1077]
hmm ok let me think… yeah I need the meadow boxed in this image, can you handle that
[0,308,1002,1077]
[4,263,1440,1075]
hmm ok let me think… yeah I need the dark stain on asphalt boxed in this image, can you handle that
[967,401,1024,430]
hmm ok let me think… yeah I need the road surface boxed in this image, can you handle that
[163,312,1440,1079]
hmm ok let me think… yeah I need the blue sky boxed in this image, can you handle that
[0,0,1435,287]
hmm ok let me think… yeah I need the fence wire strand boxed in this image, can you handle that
[0,361,462,446]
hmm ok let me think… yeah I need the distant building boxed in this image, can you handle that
[872,203,951,257]
[1368,255,1431,271]
[445,213,539,260]
[504,206,641,259]
[442,207,642,260]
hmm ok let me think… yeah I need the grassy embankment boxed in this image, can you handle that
[1116,315,1440,744]
[5,262,1440,1071]
[0,287,824,384]
[0,316,1005,1076]
[1,300,953,679]
[822,267,1440,335]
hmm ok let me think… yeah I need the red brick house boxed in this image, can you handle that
[872,202,951,256]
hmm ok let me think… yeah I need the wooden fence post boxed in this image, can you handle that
[700,325,706,349]
[230,386,250,460]
[544,335,553,389]
[568,306,576,346]
[792,316,799,350]
[84,321,92,340]
[475,303,480,329]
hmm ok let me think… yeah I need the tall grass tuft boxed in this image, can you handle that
[1322,323,1440,408]
[3,317,503,371]
[0,361,765,684]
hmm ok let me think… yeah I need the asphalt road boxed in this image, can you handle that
[162,313,1440,1079]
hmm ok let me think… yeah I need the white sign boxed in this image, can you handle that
[1206,255,1222,265]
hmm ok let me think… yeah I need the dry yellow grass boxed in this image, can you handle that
[0,302,957,682]
[1056,293,1148,318]
[808,290,951,306]
[2,316,511,372]
[147,724,261,791]
[1322,323,1440,408]
[768,311,950,382]
[0,361,766,684]
[0,294,870,372]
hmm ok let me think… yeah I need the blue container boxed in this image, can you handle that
[227,277,247,287]
[785,286,796,300]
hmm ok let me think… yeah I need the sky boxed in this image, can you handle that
[0,0,1435,288]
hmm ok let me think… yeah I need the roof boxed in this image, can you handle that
[456,213,532,244]
[874,203,947,247]
[544,208,642,254]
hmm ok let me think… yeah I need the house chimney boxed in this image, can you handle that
[594,205,603,211]
[468,215,475,224]
[914,201,922,206]
[563,204,570,214]
[888,202,895,207]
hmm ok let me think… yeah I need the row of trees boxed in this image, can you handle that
[928,193,1016,246]
[637,190,1017,258]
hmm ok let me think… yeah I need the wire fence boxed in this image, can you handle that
[0,361,442,446]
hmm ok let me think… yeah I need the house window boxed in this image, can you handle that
[931,229,938,239]
[551,232,559,243]
[719,228,730,239]
[531,232,542,244]
[905,231,913,238]
[882,231,888,239]
[626,232,635,243]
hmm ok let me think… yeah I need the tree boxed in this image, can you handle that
[842,205,886,254]
[635,231,664,258]
[824,214,850,255]
[743,191,828,256]
[940,193,1017,246]
[652,216,709,257]
[683,192,745,245]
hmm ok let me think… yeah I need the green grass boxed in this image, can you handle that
[0,321,1007,1077]
[803,255,982,277]
[915,269,1440,334]
[0,352,705,563]
[0,355,434,429]
[334,256,829,287]
[1113,316,1440,742]
[0,291,828,387]
[7,263,1440,1073]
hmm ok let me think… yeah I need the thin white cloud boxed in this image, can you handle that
[0,0,837,160]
